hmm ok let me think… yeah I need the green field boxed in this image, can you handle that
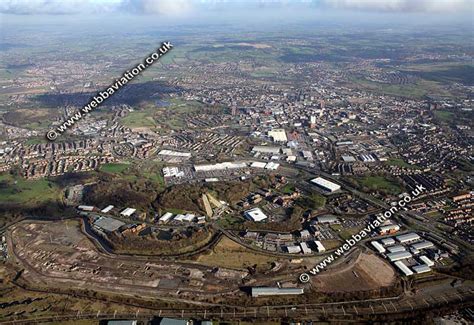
[386,158,420,169]
[0,173,60,204]
[434,110,455,122]
[99,163,130,174]
[121,111,156,128]
[355,176,403,195]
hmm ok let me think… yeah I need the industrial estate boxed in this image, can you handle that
[0,1,473,324]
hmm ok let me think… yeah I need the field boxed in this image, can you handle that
[353,176,403,195]
[196,236,277,270]
[121,111,156,128]
[386,158,420,169]
[99,162,131,174]
[312,251,395,292]
[0,173,60,205]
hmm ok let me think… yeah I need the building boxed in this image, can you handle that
[394,260,413,276]
[78,205,94,212]
[419,255,435,267]
[411,240,434,250]
[314,240,326,252]
[386,245,406,253]
[120,208,136,217]
[194,161,247,172]
[244,208,268,222]
[310,177,341,193]
[387,251,412,262]
[268,129,288,142]
[251,287,304,298]
[174,214,196,222]
[315,215,339,224]
[101,205,114,213]
[286,245,302,254]
[300,242,312,255]
[379,224,400,235]
[252,146,281,154]
[159,212,174,224]
[412,264,431,274]
[93,217,125,232]
[396,233,421,243]
[371,241,386,253]
[381,238,396,246]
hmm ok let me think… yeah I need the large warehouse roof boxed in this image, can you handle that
[251,287,304,297]
[310,177,341,192]
[387,251,412,262]
[244,208,268,222]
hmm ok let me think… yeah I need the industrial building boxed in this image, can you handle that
[396,233,421,243]
[387,251,412,262]
[285,245,302,254]
[394,260,413,276]
[120,208,136,217]
[386,245,406,253]
[315,215,339,224]
[78,205,94,212]
[412,264,431,274]
[378,224,400,235]
[159,212,174,224]
[251,287,304,298]
[252,146,281,154]
[268,129,288,142]
[300,242,312,255]
[314,240,326,252]
[194,161,248,172]
[411,240,434,250]
[244,208,268,222]
[310,177,341,193]
[371,241,386,253]
[101,205,114,213]
[93,217,125,232]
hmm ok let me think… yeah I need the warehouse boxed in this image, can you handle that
[371,241,386,253]
[381,238,396,246]
[120,208,136,217]
[265,162,280,170]
[251,287,304,298]
[411,240,434,251]
[394,261,413,276]
[174,214,196,222]
[194,161,247,172]
[252,146,281,154]
[419,255,435,267]
[314,240,326,252]
[300,242,312,255]
[78,205,94,212]
[387,251,412,262]
[101,205,114,213]
[315,215,339,224]
[386,245,406,253]
[285,245,302,254]
[159,212,174,224]
[412,264,431,274]
[250,161,267,169]
[310,177,341,193]
[93,217,125,232]
[396,233,421,243]
[158,150,191,158]
[378,224,400,235]
[268,129,288,142]
[244,208,268,222]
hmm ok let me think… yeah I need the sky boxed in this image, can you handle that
[0,0,472,15]
[0,0,472,30]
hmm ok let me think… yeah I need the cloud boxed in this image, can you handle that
[0,0,119,15]
[120,0,194,15]
[321,0,473,13]
[0,0,471,15]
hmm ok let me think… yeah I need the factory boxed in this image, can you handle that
[268,129,288,142]
[370,232,443,277]
[194,161,248,172]
[251,287,304,298]
[244,208,269,222]
[310,177,341,193]
[93,216,125,233]
[120,208,136,217]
